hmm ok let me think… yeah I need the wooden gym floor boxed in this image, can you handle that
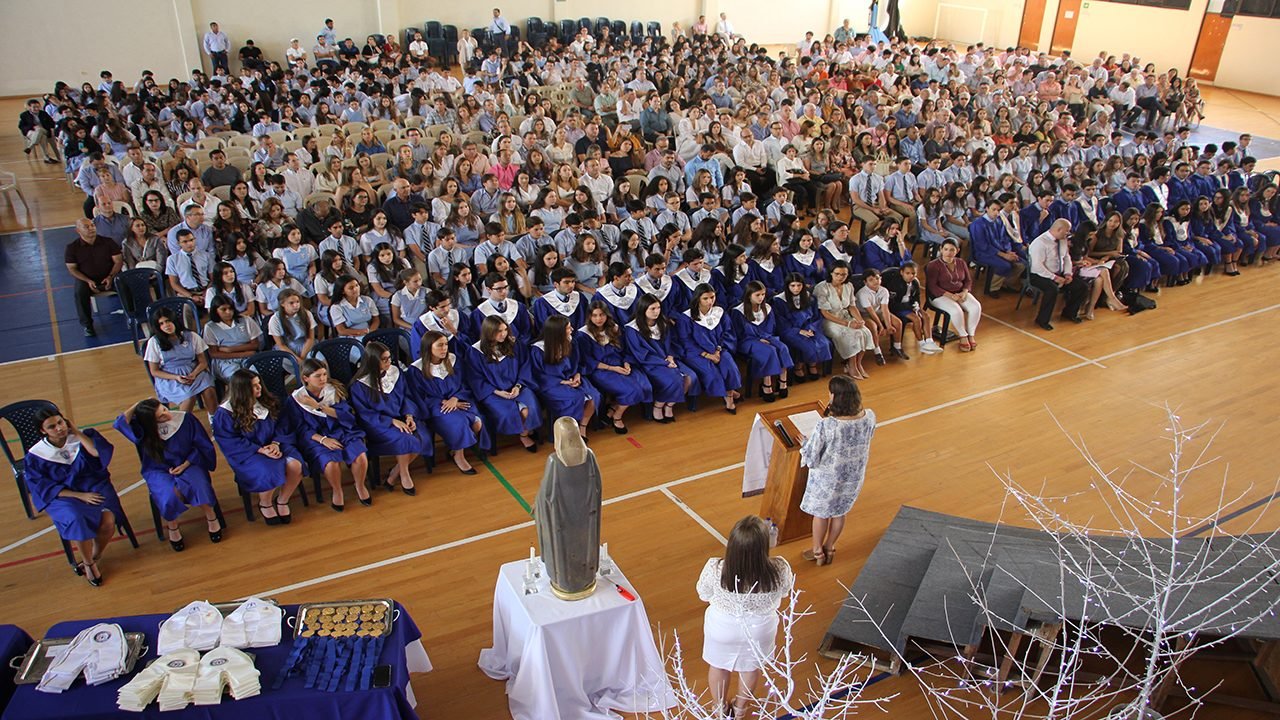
[1,86,1280,718]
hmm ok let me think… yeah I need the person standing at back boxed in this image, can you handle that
[798,375,875,566]
[697,515,794,719]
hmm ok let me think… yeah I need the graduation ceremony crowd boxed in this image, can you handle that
[26,9,1280,587]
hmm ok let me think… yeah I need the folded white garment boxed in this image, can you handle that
[220,597,282,649]
[192,646,261,705]
[37,623,129,694]
[158,601,223,655]
[116,649,200,712]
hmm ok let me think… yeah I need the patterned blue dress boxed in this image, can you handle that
[144,332,215,405]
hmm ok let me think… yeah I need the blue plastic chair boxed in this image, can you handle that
[0,400,57,519]
[310,338,365,385]
[363,328,414,368]
[146,296,202,336]
[246,350,303,401]
[114,268,164,354]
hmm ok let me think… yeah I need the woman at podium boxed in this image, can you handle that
[797,376,875,566]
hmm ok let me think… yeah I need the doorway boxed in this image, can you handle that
[1050,0,1082,55]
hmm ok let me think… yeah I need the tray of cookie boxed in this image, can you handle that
[288,599,397,639]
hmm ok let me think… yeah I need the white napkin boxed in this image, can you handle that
[116,649,199,712]
[192,646,261,704]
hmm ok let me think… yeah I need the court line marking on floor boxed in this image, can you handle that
[1093,301,1280,363]
[0,340,133,369]
[0,479,144,556]
[483,457,532,515]
[981,314,1106,368]
[661,487,729,545]
[33,202,61,356]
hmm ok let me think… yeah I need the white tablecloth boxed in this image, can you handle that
[404,639,432,708]
[478,559,675,719]
[743,413,772,496]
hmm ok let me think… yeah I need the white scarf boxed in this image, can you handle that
[684,306,724,330]
[157,411,186,440]
[357,365,400,393]
[821,239,851,262]
[626,319,663,340]
[541,291,582,317]
[789,250,815,267]
[412,353,454,379]
[219,401,269,419]
[475,299,519,324]
[29,436,82,464]
[291,384,337,417]
[634,273,672,300]
[673,267,711,290]
[736,303,767,325]
[418,309,460,337]
[600,282,638,309]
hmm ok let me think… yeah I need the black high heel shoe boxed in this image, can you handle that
[168,529,185,553]
[259,503,282,526]
[207,519,223,543]
[331,501,345,512]
[612,417,628,434]
[275,500,293,524]
[82,561,102,587]
[778,380,789,399]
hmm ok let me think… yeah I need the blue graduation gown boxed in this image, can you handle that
[817,240,862,276]
[1164,220,1210,269]
[1019,204,1051,244]
[593,282,641,324]
[633,274,684,315]
[211,405,301,493]
[531,291,588,335]
[771,295,833,365]
[860,238,912,272]
[407,358,490,452]
[1049,199,1081,229]
[675,309,742,398]
[349,367,434,457]
[287,386,369,468]
[576,329,653,406]
[1139,223,1191,276]
[782,252,824,288]
[731,305,793,378]
[529,339,602,422]
[410,308,470,360]
[1112,189,1147,215]
[469,300,531,344]
[623,321,699,403]
[710,268,747,310]
[463,342,543,436]
[745,258,785,294]
[24,429,124,542]
[113,412,217,522]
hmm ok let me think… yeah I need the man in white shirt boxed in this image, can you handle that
[131,163,171,210]
[715,12,736,39]
[203,22,230,73]
[408,32,429,63]
[1027,219,1087,330]
[732,129,771,197]
[281,154,315,200]
[580,158,614,206]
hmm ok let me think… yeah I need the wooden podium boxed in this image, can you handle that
[758,401,826,545]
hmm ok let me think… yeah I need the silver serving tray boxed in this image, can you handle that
[10,632,148,685]
[288,598,397,638]
[171,598,280,617]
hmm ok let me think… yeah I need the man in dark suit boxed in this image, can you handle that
[18,99,60,164]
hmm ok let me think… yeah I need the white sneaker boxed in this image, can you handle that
[919,339,943,354]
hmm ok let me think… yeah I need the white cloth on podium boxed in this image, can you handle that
[742,413,773,495]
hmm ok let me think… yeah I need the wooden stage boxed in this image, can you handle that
[1,88,1280,718]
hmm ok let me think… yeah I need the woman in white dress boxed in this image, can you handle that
[814,261,876,380]
[696,515,794,718]
[798,376,875,566]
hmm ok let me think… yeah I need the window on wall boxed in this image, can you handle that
[1222,0,1280,17]
[1099,0,1193,10]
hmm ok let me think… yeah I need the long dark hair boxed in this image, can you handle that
[478,316,515,360]
[227,369,278,432]
[133,398,168,463]
[633,293,670,338]
[540,315,572,364]
[782,271,811,308]
[688,282,717,321]
[827,375,863,417]
[150,306,186,352]
[354,342,392,400]
[210,260,247,306]
[720,515,783,593]
[585,299,622,347]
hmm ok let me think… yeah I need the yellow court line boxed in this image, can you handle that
[33,200,62,356]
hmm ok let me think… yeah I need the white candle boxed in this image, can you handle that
[530,546,536,562]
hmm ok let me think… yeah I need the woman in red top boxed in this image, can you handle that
[925,239,983,352]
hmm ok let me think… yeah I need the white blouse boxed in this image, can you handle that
[696,557,794,618]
